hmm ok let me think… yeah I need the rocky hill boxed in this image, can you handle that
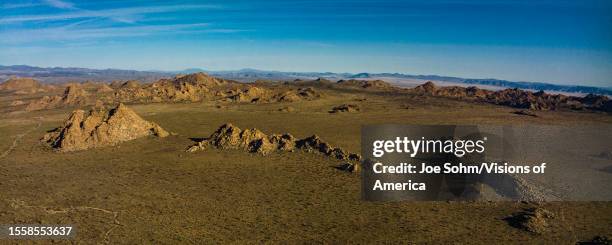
[42,103,169,151]
[26,84,91,111]
[0,77,56,95]
[336,79,393,90]
[411,82,612,112]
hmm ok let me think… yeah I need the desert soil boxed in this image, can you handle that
[1,87,611,243]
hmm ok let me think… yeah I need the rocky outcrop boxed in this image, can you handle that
[173,72,224,87]
[14,73,323,110]
[411,81,612,112]
[329,104,360,113]
[25,84,91,111]
[504,207,555,234]
[226,86,270,103]
[62,84,89,104]
[278,106,295,112]
[295,135,361,161]
[512,110,538,117]
[413,81,437,94]
[96,84,114,93]
[336,79,393,90]
[0,77,40,91]
[109,80,124,88]
[186,123,361,163]
[42,103,169,152]
[578,235,612,244]
[223,86,322,103]
[273,87,321,102]
[121,80,141,89]
[289,78,334,87]
[579,94,612,112]
[111,72,227,103]
[0,77,54,95]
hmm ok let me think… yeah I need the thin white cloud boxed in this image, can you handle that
[0,23,249,43]
[1,2,41,9]
[0,4,220,24]
[43,0,75,9]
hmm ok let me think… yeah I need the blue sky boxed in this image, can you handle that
[1,0,611,86]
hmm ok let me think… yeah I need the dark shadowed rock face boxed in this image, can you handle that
[504,207,555,234]
[577,235,612,245]
[512,110,538,117]
[329,104,360,113]
[42,103,169,152]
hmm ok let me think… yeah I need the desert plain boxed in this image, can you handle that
[0,74,611,243]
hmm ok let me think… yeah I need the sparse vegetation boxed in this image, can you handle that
[0,74,611,243]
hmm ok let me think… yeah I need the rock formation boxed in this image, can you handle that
[111,72,227,103]
[26,84,91,111]
[505,207,555,234]
[578,235,612,244]
[411,81,612,112]
[121,80,141,88]
[187,123,361,163]
[0,77,40,91]
[329,104,360,113]
[0,77,54,94]
[223,86,321,103]
[278,106,295,112]
[512,110,538,117]
[96,84,114,93]
[42,103,169,152]
[227,86,270,103]
[273,87,321,102]
[336,79,393,90]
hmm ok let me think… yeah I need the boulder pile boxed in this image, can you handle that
[42,103,169,151]
[187,123,361,163]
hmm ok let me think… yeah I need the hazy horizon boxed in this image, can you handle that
[1,0,611,87]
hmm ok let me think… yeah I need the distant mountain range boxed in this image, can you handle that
[1,65,610,96]
[0,65,171,83]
